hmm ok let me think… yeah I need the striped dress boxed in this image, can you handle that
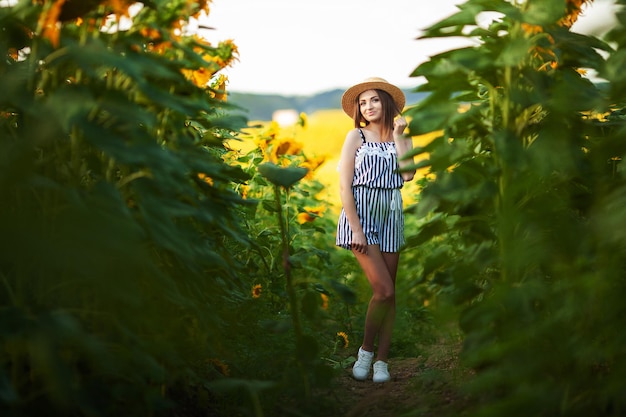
[336,129,405,253]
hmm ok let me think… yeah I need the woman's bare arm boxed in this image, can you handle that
[338,129,368,253]
[393,117,415,182]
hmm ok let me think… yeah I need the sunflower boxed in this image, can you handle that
[251,284,262,299]
[296,212,315,224]
[211,73,229,101]
[320,293,329,310]
[560,0,593,28]
[521,0,592,32]
[522,0,593,73]
[268,138,304,163]
[301,155,326,179]
[336,331,349,349]
[297,206,325,224]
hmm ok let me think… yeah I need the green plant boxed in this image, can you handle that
[0,1,253,416]
[223,120,361,404]
[403,0,626,415]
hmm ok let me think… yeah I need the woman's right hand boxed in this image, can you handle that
[351,230,368,254]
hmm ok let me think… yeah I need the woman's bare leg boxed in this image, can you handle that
[352,245,399,360]
[376,252,399,361]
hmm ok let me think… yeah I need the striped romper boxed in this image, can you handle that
[336,128,405,253]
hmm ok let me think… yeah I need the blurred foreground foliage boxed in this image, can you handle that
[403,0,626,415]
[0,1,369,416]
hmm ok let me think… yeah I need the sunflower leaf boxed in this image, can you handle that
[257,163,308,188]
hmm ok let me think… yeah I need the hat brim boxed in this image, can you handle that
[341,81,406,118]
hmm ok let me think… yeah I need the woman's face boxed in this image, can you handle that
[358,89,382,122]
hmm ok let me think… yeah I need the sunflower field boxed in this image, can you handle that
[1,0,626,417]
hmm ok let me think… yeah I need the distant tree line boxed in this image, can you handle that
[229,89,428,121]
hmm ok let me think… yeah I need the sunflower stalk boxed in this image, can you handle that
[271,183,311,398]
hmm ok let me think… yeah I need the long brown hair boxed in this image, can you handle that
[351,89,400,141]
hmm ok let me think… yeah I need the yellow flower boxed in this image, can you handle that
[38,0,65,48]
[284,139,303,156]
[336,331,349,349]
[528,41,558,72]
[264,121,281,140]
[197,173,213,186]
[148,40,174,55]
[559,0,592,28]
[179,36,239,89]
[210,74,228,102]
[140,27,162,42]
[213,39,239,69]
[521,23,543,36]
[8,48,18,61]
[521,0,592,31]
[306,205,326,216]
[297,206,325,224]
[184,66,214,88]
[302,155,326,179]
[320,293,329,310]
[269,138,304,163]
[297,212,315,224]
[251,284,262,299]
[255,136,270,155]
[238,184,249,199]
[191,0,211,19]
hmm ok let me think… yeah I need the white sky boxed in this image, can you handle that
[196,0,617,95]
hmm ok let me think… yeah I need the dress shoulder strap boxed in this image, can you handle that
[357,128,366,144]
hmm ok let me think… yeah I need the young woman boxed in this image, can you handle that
[336,77,415,383]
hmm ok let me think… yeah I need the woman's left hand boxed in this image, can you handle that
[393,117,407,135]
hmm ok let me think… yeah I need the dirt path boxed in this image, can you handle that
[321,341,471,417]
[329,358,425,417]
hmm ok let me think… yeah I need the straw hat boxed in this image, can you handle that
[341,77,406,118]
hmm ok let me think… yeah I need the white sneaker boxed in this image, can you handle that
[373,360,390,383]
[352,347,374,380]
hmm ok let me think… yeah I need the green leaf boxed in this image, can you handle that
[329,280,357,305]
[554,29,613,70]
[421,245,454,278]
[522,0,565,26]
[261,199,278,212]
[404,214,450,248]
[420,0,520,38]
[257,162,308,188]
[407,98,459,135]
[420,7,478,38]
[496,37,533,67]
[414,47,496,83]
